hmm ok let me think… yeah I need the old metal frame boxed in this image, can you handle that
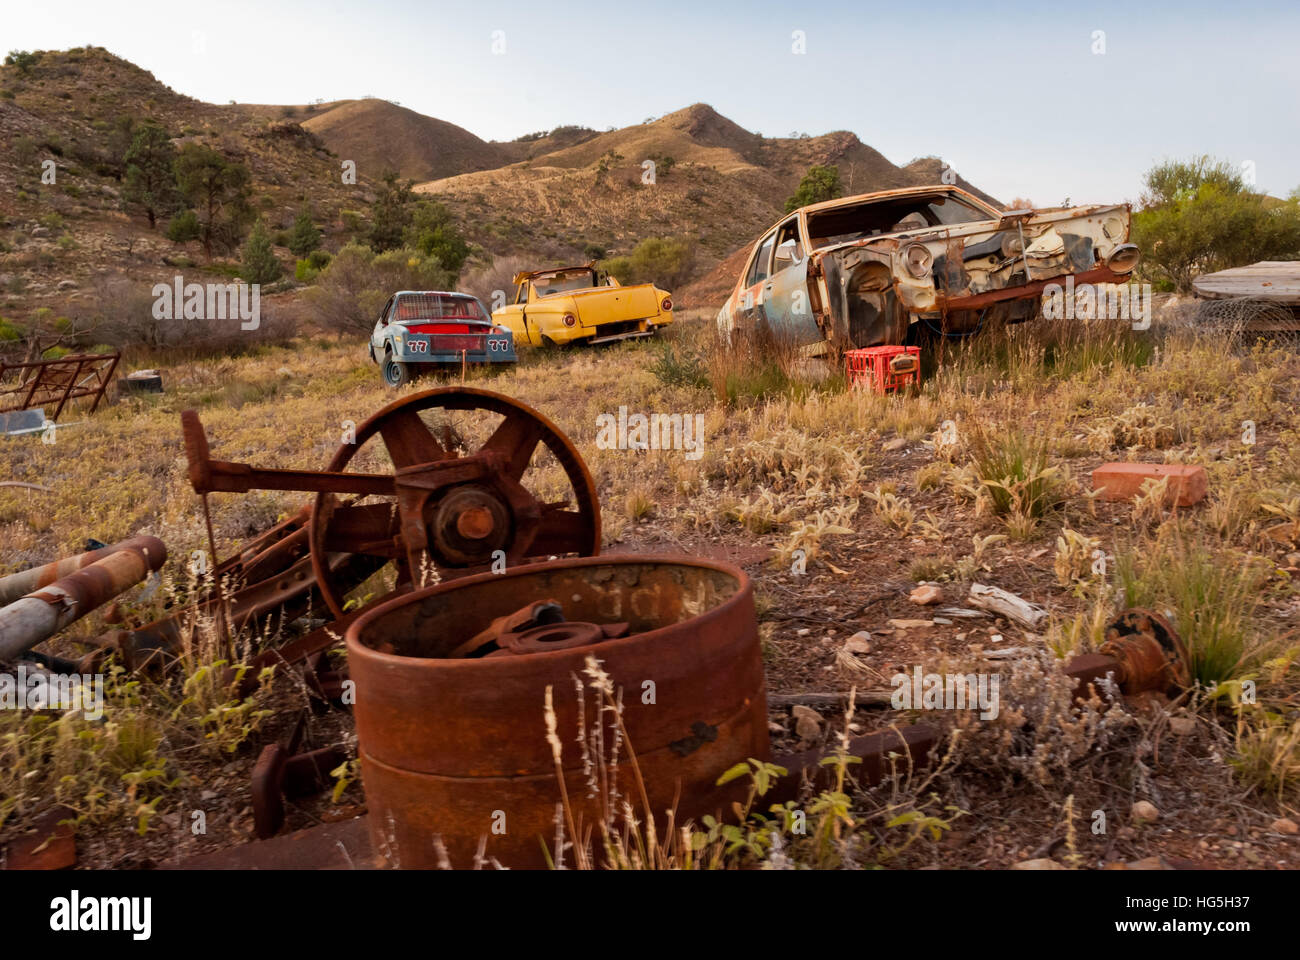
[0,352,120,421]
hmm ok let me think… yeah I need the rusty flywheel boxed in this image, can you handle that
[179,387,600,624]
[307,387,600,617]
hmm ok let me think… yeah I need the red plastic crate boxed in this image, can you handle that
[846,345,920,394]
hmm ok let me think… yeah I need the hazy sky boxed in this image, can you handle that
[7,0,1297,205]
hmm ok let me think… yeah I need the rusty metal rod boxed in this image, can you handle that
[0,535,166,607]
[0,537,167,661]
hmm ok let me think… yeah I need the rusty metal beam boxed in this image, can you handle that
[0,536,163,607]
[936,265,1131,312]
[0,537,167,661]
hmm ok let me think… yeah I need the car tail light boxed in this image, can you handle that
[902,243,933,279]
[562,313,576,327]
[661,297,673,311]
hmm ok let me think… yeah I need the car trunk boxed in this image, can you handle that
[567,284,660,326]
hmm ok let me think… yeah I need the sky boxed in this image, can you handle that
[6,0,1298,206]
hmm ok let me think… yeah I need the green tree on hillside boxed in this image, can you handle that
[174,143,252,257]
[122,123,180,229]
[1132,156,1300,291]
[405,200,469,275]
[785,165,842,213]
[287,203,322,257]
[4,50,38,75]
[369,171,415,252]
[240,219,282,284]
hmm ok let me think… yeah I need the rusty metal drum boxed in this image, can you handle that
[345,554,767,869]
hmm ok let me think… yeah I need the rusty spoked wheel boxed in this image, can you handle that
[308,387,600,619]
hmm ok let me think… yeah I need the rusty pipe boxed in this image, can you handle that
[0,536,167,607]
[0,536,167,661]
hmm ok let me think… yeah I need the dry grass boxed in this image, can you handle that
[4,304,1300,867]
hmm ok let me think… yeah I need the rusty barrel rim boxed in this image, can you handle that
[344,552,754,670]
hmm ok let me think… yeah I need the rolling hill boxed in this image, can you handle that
[0,47,1003,326]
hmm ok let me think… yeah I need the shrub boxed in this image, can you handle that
[1132,156,1300,292]
[600,236,695,290]
[240,219,282,284]
[304,242,455,334]
[294,250,331,282]
[965,422,1064,519]
[166,209,200,243]
[650,341,709,390]
[340,209,365,236]
[4,50,38,74]
[10,135,36,167]
[1114,526,1273,686]
[460,254,531,312]
[287,204,321,257]
[405,200,467,274]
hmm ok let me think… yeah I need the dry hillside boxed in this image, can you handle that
[0,48,370,328]
[0,48,1001,332]
[413,103,1001,280]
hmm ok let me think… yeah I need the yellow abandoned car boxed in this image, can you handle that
[491,263,674,347]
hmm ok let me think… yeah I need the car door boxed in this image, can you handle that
[492,283,532,344]
[761,216,821,345]
[372,295,395,358]
[737,229,777,332]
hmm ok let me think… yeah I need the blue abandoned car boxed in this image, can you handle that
[369,291,517,387]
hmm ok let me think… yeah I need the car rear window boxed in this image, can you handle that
[533,270,598,297]
[394,294,488,322]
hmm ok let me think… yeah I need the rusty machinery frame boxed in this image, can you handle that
[0,351,120,422]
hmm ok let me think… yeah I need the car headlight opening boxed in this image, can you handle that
[903,243,933,279]
[1105,243,1141,274]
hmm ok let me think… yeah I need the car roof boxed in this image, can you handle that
[392,290,480,298]
[797,183,994,217]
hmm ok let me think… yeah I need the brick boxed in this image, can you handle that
[1090,463,1208,506]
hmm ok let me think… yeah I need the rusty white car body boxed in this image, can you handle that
[716,185,1141,350]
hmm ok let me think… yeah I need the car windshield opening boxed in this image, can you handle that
[533,270,597,297]
[807,193,996,249]
[394,294,488,322]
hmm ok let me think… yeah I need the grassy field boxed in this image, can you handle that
[3,304,1299,869]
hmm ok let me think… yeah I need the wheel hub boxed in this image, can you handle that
[430,485,511,564]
